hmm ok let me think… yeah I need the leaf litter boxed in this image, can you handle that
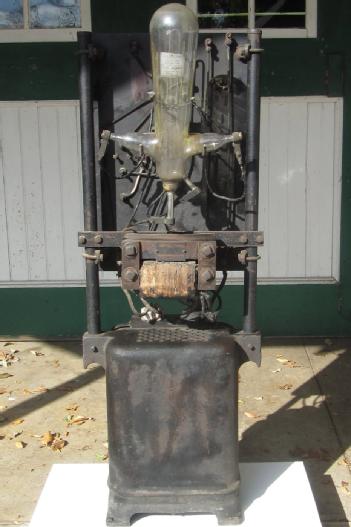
[41,431,67,452]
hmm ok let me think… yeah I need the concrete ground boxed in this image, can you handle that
[0,337,350,527]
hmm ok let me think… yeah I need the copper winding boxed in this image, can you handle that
[140,261,196,298]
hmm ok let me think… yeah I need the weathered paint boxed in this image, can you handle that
[0,0,350,336]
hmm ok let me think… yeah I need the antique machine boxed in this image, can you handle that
[78,1,262,525]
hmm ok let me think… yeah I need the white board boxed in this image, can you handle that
[29,462,322,527]
[0,97,343,286]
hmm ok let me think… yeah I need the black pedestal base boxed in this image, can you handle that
[106,487,242,526]
[105,324,242,526]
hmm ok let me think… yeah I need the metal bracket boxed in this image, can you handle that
[82,332,114,369]
[233,331,261,366]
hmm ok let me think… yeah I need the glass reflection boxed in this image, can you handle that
[29,0,81,29]
[0,0,23,29]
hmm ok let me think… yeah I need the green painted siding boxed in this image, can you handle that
[0,0,351,337]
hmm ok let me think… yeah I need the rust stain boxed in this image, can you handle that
[140,261,195,298]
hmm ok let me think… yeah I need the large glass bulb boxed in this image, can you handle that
[108,3,239,191]
[149,3,198,190]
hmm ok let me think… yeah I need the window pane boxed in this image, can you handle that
[198,0,248,30]
[0,0,23,29]
[29,0,81,29]
[255,0,305,29]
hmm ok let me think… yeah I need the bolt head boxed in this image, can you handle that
[94,235,103,244]
[201,244,215,258]
[256,234,264,244]
[125,244,137,257]
[124,267,138,282]
[201,269,215,282]
[79,235,87,245]
[239,234,248,244]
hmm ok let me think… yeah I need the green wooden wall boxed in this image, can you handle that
[0,0,350,337]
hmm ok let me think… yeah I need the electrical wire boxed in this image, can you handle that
[203,152,245,203]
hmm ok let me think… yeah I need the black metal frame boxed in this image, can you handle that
[77,22,262,358]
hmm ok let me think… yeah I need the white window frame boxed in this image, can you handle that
[187,0,317,38]
[0,0,91,42]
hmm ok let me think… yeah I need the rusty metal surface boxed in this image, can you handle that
[78,230,264,248]
[198,240,217,290]
[140,261,196,298]
[105,324,241,525]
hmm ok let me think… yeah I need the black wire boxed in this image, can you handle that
[210,270,227,312]
[125,175,150,227]
[147,190,165,215]
[204,152,245,203]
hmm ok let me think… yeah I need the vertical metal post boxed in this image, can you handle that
[78,31,101,335]
[243,12,262,333]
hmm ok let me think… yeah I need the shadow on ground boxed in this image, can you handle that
[1,337,350,525]
[240,338,351,524]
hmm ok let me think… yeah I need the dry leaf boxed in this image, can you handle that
[11,418,24,425]
[65,404,79,411]
[244,411,260,419]
[271,368,281,373]
[254,396,263,401]
[0,372,13,379]
[41,431,55,446]
[65,415,95,426]
[0,434,5,440]
[341,481,350,494]
[279,383,293,390]
[276,357,289,363]
[0,349,20,367]
[50,437,67,452]
[30,350,45,357]
[11,431,22,438]
[15,441,27,449]
[23,386,49,395]
[96,452,108,461]
[0,387,7,395]
[286,360,300,368]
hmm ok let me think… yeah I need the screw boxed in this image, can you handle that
[94,234,103,244]
[239,234,248,244]
[125,244,137,257]
[79,235,87,245]
[201,244,215,258]
[124,267,138,282]
[201,269,215,282]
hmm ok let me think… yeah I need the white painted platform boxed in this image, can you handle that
[29,462,321,527]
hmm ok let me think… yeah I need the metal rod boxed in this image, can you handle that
[248,0,256,30]
[166,192,174,223]
[78,31,101,335]
[243,28,262,333]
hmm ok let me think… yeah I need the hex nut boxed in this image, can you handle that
[124,267,139,282]
[201,269,215,282]
[125,244,138,257]
[201,244,215,258]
